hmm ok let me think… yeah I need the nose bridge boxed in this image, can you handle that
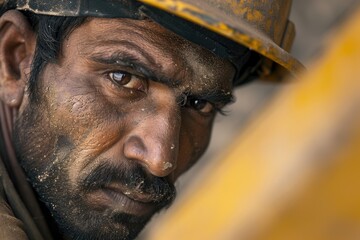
[123,92,181,177]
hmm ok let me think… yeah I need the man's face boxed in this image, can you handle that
[14,17,234,239]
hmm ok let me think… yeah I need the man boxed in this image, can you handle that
[0,0,303,239]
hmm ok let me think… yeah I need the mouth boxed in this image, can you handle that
[86,183,165,217]
[105,183,160,203]
[80,163,176,219]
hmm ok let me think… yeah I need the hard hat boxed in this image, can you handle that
[138,0,305,81]
[1,0,304,83]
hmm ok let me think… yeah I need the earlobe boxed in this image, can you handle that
[0,10,35,108]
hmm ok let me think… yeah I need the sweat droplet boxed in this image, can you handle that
[163,162,173,170]
[170,144,175,150]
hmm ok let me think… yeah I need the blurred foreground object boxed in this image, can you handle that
[146,5,360,240]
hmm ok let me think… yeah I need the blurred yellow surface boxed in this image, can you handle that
[146,5,360,240]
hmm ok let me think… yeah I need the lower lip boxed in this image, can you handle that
[86,188,157,217]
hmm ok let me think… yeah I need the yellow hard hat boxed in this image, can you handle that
[138,0,304,80]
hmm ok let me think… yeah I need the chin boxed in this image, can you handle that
[53,207,151,240]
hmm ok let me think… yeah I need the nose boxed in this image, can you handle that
[123,91,181,177]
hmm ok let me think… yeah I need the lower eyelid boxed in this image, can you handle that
[124,77,148,93]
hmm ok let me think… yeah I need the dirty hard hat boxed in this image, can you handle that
[1,0,304,84]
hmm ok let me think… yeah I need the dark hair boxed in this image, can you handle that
[0,3,87,102]
[0,1,86,102]
[22,12,87,103]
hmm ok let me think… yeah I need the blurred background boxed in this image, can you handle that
[178,0,359,195]
[140,0,360,238]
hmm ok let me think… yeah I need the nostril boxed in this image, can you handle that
[123,135,147,161]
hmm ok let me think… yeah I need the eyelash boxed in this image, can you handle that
[206,103,227,115]
[215,107,228,116]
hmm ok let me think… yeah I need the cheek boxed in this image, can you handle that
[43,71,125,148]
[34,71,134,183]
[174,113,214,178]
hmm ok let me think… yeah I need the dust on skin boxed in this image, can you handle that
[14,17,236,239]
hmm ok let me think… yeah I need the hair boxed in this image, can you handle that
[1,2,87,102]
[22,12,87,103]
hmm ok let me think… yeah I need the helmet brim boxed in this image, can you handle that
[139,0,305,80]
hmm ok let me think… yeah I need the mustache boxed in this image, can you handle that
[80,161,176,207]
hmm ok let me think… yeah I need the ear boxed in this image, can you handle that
[0,10,36,108]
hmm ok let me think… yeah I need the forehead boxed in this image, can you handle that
[62,17,235,91]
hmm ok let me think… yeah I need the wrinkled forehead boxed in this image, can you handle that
[86,18,231,65]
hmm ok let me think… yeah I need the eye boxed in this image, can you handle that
[109,71,147,92]
[186,97,214,114]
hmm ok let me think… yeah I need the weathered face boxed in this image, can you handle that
[14,18,235,239]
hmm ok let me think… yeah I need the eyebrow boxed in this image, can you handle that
[186,89,234,107]
[89,51,181,87]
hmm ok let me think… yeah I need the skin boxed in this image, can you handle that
[0,11,235,240]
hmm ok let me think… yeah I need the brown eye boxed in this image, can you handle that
[109,72,131,85]
[187,98,214,114]
[109,71,147,92]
